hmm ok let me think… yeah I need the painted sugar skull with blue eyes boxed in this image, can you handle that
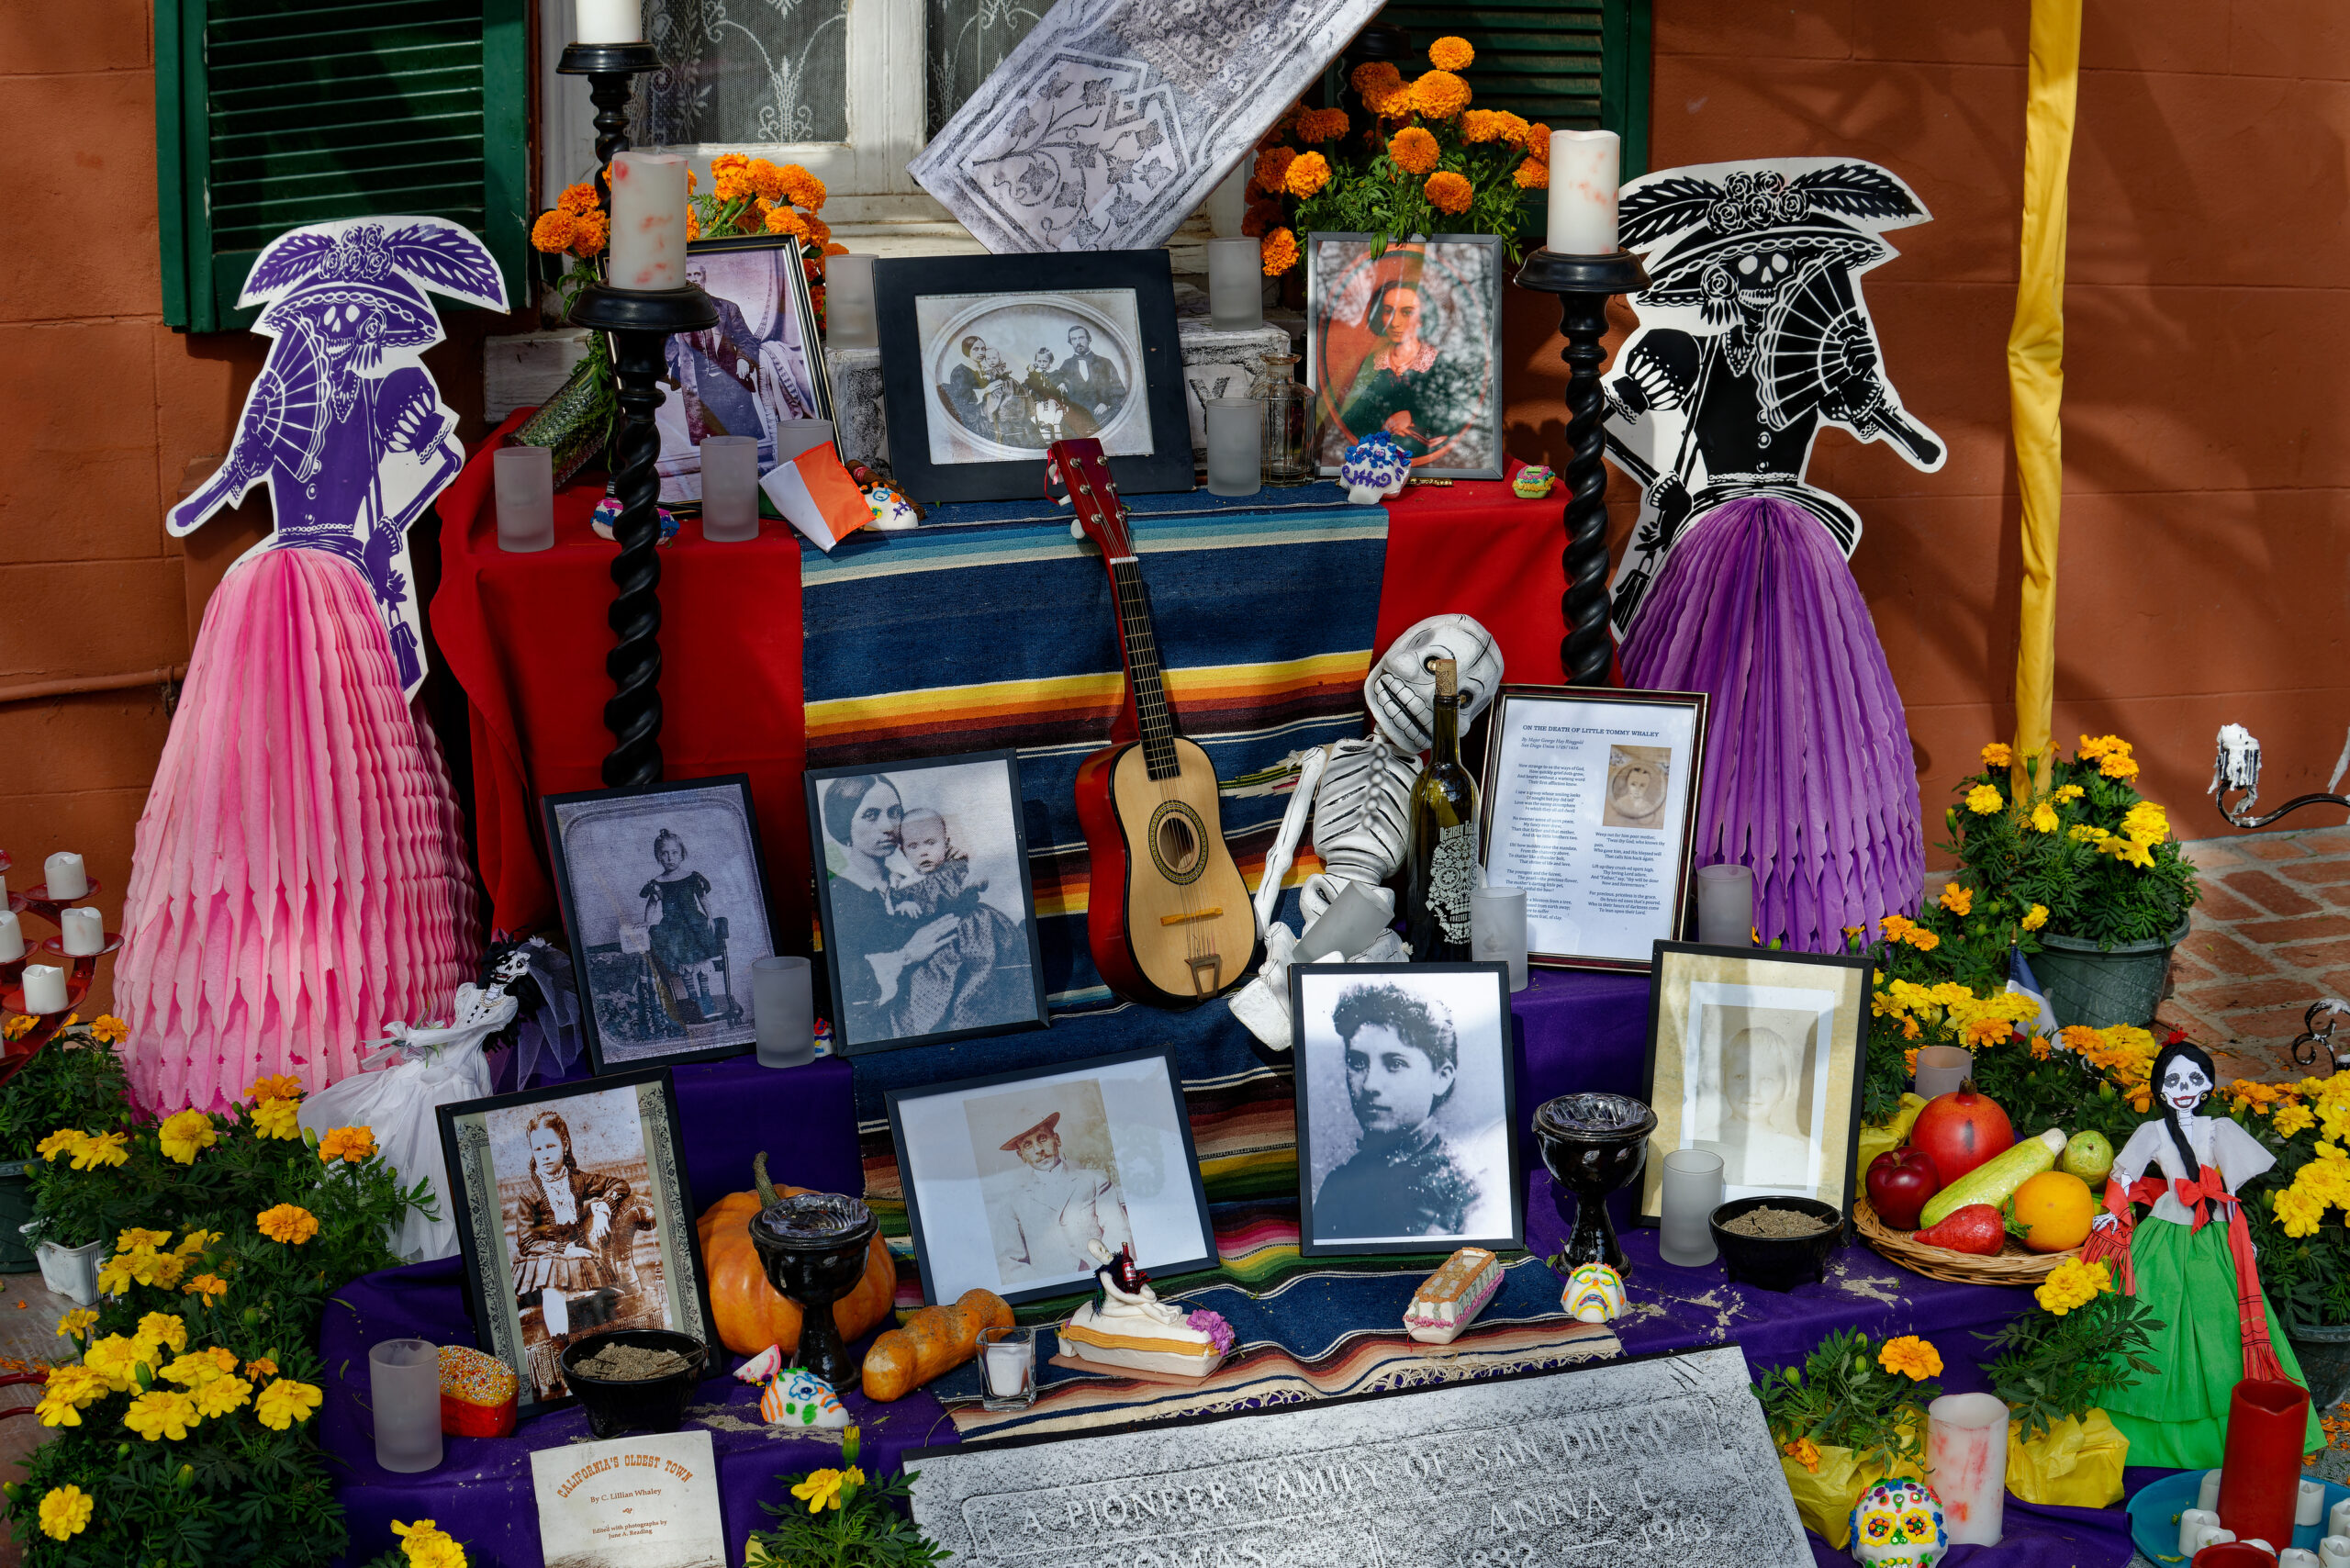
[760,1367,849,1428]
[1849,1479,1946,1568]
[1562,1262,1626,1324]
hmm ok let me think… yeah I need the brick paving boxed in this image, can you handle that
[2158,824,2350,1083]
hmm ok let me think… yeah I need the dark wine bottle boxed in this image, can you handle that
[1404,657,1479,962]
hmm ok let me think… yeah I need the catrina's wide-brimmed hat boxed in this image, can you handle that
[257,272,442,346]
[1639,221,1887,308]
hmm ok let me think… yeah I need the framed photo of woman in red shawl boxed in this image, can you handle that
[1305,233,1505,481]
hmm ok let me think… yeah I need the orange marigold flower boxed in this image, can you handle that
[1286,151,1331,199]
[1425,170,1473,214]
[779,165,827,212]
[1514,158,1550,190]
[1411,69,1472,119]
[1260,228,1300,276]
[711,152,749,177]
[747,157,788,202]
[569,209,609,257]
[1521,121,1553,159]
[556,182,600,216]
[822,241,849,256]
[1295,106,1349,143]
[1460,109,1511,144]
[804,215,832,249]
[1388,127,1441,175]
[712,165,753,203]
[687,208,701,241]
[1241,197,1285,239]
[530,209,578,253]
[1255,145,1300,196]
[1428,35,1474,71]
[243,1355,279,1383]
[319,1126,375,1165]
[765,205,810,240]
[1350,61,1404,97]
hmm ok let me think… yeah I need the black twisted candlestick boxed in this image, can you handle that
[570,285,719,787]
[557,42,661,205]
[1513,249,1649,688]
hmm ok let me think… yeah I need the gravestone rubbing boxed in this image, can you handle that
[907,1345,1807,1567]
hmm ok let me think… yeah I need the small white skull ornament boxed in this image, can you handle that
[1849,1479,1947,1568]
[1367,614,1504,755]
[1562,1262,1626,1323]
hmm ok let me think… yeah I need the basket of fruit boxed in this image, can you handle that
[1854,1082,2107,1287]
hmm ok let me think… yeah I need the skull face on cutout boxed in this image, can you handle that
[1849,1479,1947,1568]
[1366,614,1504,755]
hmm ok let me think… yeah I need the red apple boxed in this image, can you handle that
[1865,1148,1942,1229]
[1910,1081,2015,1186]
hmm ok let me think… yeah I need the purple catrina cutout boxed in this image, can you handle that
[168,218,508,696]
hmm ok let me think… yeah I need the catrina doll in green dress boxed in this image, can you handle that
[2086,1037,2322,1467]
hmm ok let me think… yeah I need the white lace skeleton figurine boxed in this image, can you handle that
[1227,614,1503,1047]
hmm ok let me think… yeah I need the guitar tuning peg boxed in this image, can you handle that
[1069,520,1085,540]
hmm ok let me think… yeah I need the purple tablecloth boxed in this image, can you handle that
[322,973,2142,1568]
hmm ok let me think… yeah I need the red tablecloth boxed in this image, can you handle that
[430,414,1568,936]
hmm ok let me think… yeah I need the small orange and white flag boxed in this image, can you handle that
[759,442,873,552]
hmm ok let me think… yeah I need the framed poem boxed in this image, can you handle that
[1291,962,1522,1258]
[1304,232,1505,480]
[1637,941,1873,1223]
[655,234,834,503]
[806,751,1050,1055]
[436,1069,718,1418]
[1477,685,1709,972]
[541,774,778,1073]
[886,1046,1214,1308]
[873,249,1193,503]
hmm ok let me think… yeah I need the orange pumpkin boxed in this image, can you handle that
[696,1152,898,1356]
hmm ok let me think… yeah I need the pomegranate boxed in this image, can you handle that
[1909,1081,2014,1186]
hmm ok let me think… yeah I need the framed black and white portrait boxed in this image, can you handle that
[541,774,778,1073]
[1291,963,1522,1258]
[1478,686,1709,971]
[1305,233,1505,480]
[805,750,1049,1055]
[874,249,1192,502]
[655,234,834,503]
[1639,941,1872,1221]
[437,1070,716,1417]
[886,1047,1215,1308]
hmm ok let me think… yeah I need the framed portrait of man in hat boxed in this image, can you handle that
[1305,233,1505,481]
[885,1047,1214,1306]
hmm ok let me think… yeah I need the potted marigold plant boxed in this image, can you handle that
[0,1014,132,1281]
[1977,1258,2159,1506]
[1751,1329,1943,1549]
[746,1428,946,1568]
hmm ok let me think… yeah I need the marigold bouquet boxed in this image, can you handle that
[1248,39,1549,274]
[1979,1260,2162,1441]
[1753,1328,1942,1480]
[2233,1069,2350,1328]
[746,1428,946,1568]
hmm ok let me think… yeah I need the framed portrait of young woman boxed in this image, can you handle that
[1304,232,1505,481]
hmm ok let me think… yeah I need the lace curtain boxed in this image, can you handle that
[640,0,852,146]
[925,0,1046,139]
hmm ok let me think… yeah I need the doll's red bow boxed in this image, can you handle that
[2171,1166,2229,1233]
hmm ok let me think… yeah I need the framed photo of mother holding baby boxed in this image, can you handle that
[806,750,1050,1055]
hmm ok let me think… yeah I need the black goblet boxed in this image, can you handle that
[750,1193,878,1392]
[1532,1092,1659,1276]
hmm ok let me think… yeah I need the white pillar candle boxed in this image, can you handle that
[2198,1529,2238,1554]
[20,963,68,1014]
[2333,1501,2350,1541]
[1546,129,1619,255]
[2320,1536,2350,1568]
[574,0,642,43]
[2203,1472,2226,1513]
[2244,1541,2277,1558]
[2284,1551,2322,1568]
[60,908,103,957]
[43,852,87,900]
[1925,1392,2009,1547]
[2181,1510,2222,1559]
[608,150,689,291]
[2300,1482,2328,1529]
[0,910,21,964]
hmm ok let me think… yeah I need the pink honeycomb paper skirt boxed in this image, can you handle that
[114,547,478,1113]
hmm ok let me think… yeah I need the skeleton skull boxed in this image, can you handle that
[1849,1479,1947,1568]
[1562,1262,1625,1324]
[1366,614,1504,755]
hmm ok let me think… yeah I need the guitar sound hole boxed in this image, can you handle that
[1157,812,1199,875]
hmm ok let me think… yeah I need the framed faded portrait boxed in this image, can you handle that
[1305,233,1505,480]
[436,1069,717,1418]
[1291,963,1522,1258]
[654,234,834,503]
[1638,942,1873,1223]
[1478,686,1709,972]
[542,775,778,1073]
[886,1047,1215,1307]
[805,751,1049,1056]
[874,249,1192,502]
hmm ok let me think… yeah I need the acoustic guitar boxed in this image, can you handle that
[1056,439,1258,1007]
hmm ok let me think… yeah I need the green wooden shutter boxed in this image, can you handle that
[1372,0,1652,175]
[156,0,529,331]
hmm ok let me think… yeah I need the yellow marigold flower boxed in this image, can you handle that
[394,1519,468,1568]
[244,1354,279,1383]
[1428,35,1474,70]
[246,1073,304,1103]
[2276,1102,2317,1137]
[570,208,609,257]
[162,1350,228,1388]
[89,1014,129,1045]
[70,1130,127,1170]
[84,1334,150,1390]
[2053,783,2086,802]
[38,1484,93,1541]
[251,1095,301,1140]
[2019,903,2049,932]
[792,1467,848,1513]
[764,205,810,239]
[118,1226,172,1253]
[125,1388,200,1441]
[255,1377,323,1430]
[140,1252,188,1290]
[2122,801,2168,844]
[1388,126,1440,174]
[196,1374,252,1419]
[529,209,577,253]
[35,1387,88,1428]
[1260,228,1300,276]
[1411,68,1472,118]
[1425,170,1474,214]
[1,1015,31,1043]
[780,164,826,212]
[1514,158,1550,190]
[2030,801,2059,834]
[2106,835,2155,869]
[1981,742,2013,768]
[36,1128,84,1162]
[57,1307,97,1340]
[1783,1436,1822,1473]
[258,1204,320,1246]
[1285,151,1331,199]
[1965,783,2003,814]
[140,1312,189,1354]
[1939,883,1973,916]
[2034,1259,2112,1316]
[320,1126,376,1164]
[1878,1336,1942,1380]
[2100,751,2140,780]
[174,1227,218,1258]
[159,1109,217,1165]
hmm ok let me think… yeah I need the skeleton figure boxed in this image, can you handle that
[1226,615,1502,1047]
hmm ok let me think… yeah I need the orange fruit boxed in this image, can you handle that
[2010,1170,2095,1253]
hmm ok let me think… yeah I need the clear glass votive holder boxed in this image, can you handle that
[1694,863,1753,946]
[369,1338,443,1473]
[699,436,761,542]
[979,1325,1038,1410]
[1472,885,1528,991]
[752,955,815,1069]
[824,255,878,349]
[494,444,554,553]
[1914,1045,1973,1100]
[772,420,837,464]
[1205,398,1263,497]
[1657,1148,1723,1267]
[1207,237,1264,330]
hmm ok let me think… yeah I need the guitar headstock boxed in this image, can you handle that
[1049,438,1133,561]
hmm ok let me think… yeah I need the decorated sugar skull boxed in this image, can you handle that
[1338,431,1413,505]
[1849,1478,1947,1568]
[761,1367,849,1428]
[1367,613,1505,754]
[1512,465,1557,499]
[864,483,920,531]
[1562,1262,1626,1324]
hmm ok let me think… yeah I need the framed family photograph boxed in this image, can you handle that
[1638,941,1872,1221]
[542,774,778,1073]
[874,249,1192,503]
[806,751,1049,1055]
[886,1047,1215,1307]
[1478,686,1709,971]
[1291,963,1522,1258]
[1305,233,1505,480]
[655,234,834,503]
[437,1070,717,1417]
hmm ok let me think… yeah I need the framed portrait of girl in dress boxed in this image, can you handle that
[1304,233,1505,481]
[542,774,779,1073]
[437,1069,716,1417]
